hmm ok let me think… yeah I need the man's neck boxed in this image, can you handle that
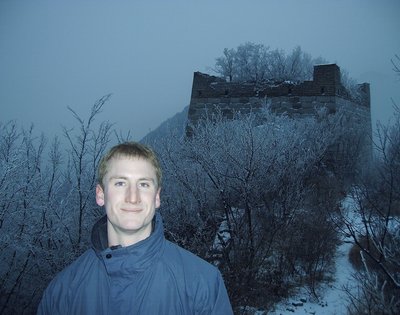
[107,222,153,247]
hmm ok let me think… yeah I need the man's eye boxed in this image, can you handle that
[139,182,150,188]
[115,181,126,187]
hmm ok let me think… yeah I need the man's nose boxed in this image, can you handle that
[126,185,140,203]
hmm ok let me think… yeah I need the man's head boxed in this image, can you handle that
[97,142,162,189]
[96,142,162,246]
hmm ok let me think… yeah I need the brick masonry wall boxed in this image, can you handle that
[187,64,371,131]
[186,63,372,180]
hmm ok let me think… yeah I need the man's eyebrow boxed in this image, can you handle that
[108,176,128,181]
[138,177,156,183]
[108,176,155,182]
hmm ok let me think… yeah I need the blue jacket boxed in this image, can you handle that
[37,213,233,315]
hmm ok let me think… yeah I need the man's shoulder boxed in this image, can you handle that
[163,240,220,275]
[61,248,97,270]
[47,249,98,288]
[38,249,100,314]
[160,241,233,314]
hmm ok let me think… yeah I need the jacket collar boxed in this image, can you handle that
[91,215,109,251]
[91,213,165,274]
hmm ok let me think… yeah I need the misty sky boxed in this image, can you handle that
[1,0,399,140]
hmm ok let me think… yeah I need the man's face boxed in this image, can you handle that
[96,156,161,245]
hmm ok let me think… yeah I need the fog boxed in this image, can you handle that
[1,0,399,140]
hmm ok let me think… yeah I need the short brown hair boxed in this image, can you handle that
[97,142,162,188]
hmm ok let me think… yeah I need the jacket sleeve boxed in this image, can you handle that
[194,269,234,315]
[36,287,52,315]
[36,273,68,315]
[210,271,234,315]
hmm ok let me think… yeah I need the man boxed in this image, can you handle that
[38,142,233,315]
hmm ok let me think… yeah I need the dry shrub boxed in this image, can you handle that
[348,236,382,271]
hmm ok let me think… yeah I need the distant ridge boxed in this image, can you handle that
[141,105,189,145]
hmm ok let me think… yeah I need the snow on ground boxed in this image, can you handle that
[268,239,357,315]
[267,194,361,315]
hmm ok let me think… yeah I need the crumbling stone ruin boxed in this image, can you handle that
[186,64,371,138]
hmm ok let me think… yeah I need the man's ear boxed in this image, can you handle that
[96,184,105,207]
[155,188,161,209]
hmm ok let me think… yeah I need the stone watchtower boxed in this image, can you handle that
[186,64,371,139]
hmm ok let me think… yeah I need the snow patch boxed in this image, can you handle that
[268,234,358,314]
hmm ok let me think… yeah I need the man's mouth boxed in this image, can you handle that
[121,207,142,212]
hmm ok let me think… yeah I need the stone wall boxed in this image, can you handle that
[186,63,372,184]
[187,64,371,137]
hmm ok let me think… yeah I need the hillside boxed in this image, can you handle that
[141,106,188,144]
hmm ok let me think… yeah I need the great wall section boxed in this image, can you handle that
[186,64,371,139]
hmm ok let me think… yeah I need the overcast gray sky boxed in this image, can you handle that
[1,0,399,140]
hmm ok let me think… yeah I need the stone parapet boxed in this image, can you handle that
[187,64,370,131]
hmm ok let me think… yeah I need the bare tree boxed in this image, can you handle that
[341,57,400,315]
[213,43,327,83]
[0,95,114,314]
[63,94,113,246]
[0,122,50,314]
[391,54,400,77]
[215,48,236,82]
[155,106,351,311]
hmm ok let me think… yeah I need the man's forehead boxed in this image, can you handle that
[106,156,156,177]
